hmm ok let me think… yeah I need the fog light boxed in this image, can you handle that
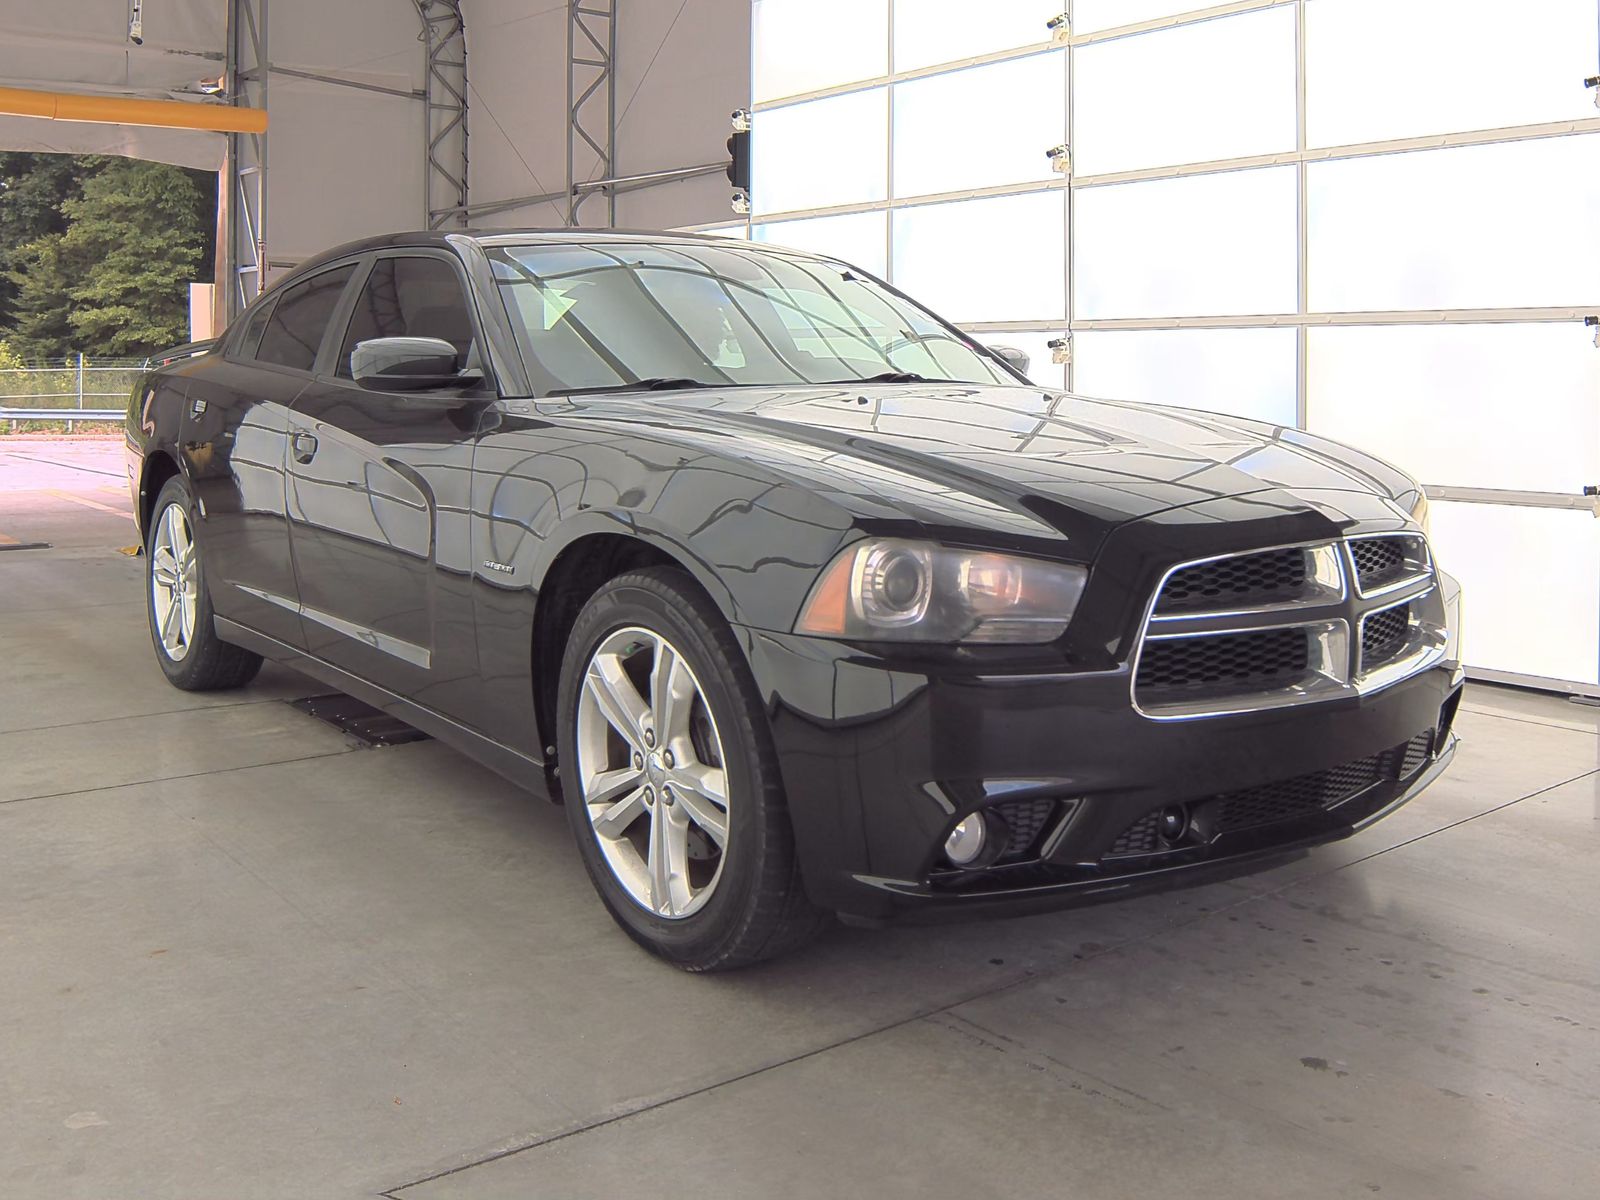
[1158,805,1189,842]
[944,814,988,865]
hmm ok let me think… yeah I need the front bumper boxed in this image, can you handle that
[743,625,1463,923]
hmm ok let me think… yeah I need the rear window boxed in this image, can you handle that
[255,265,356,371]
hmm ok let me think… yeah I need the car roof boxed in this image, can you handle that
[274,227,823,298]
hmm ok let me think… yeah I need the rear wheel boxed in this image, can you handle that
[558,567,827,970]
[146,476,262,691]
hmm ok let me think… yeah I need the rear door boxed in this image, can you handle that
[183,263,358,648]
[284,251,492,710]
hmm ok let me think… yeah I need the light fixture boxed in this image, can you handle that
[1047,13,1070,42]
[944,814,987,866]
[128,0,144,45]
[1046,144,1071,175]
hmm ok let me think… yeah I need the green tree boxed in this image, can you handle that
[60,159,208,357]
[0,153,98,329]
[6,232,88,360]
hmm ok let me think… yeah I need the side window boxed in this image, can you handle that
[231,296,277,359]
[255,265,357,371]
[337,256,476,377]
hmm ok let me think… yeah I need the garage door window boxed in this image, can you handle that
[254,265,356,372]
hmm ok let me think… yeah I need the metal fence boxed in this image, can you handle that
[1,355,146,430]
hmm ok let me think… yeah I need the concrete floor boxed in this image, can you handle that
[2,438,1597,1200]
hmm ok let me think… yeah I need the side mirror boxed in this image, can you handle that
[988,344,1030,376]
[350,336,471,391]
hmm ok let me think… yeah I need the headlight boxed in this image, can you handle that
[794,538,1087,644]
[1409,487,1431,537]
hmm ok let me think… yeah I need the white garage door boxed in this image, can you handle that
[739,0,1600,693]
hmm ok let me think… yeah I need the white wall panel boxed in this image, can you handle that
[752,0,888,101]
[1307,135,1600,312]
[1074,328,1298,424]
[892,0,1059,71]
[1074,6,1295,175]
[1072,0,1226,34]
[1074,166,1297,318]
[752,90,888,215]
[1429,502,1600,685]
[1308,324,1600,493]
[1307,0,1600,147]
[752,212,889,276]
[891,191,1065,322]
[893,53,1065,198]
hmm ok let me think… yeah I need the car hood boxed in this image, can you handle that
[571,383,1418,550]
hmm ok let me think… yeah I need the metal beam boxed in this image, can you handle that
[566,0,617,227]
[417,1,469,230]
[225,0,267,320]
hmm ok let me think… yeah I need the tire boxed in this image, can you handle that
[557,567,828,971]
[145,475,263,692]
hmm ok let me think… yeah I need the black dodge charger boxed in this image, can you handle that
[126,230,1462,970]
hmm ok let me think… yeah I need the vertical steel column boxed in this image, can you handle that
[1294,0,1309,430]
[225,0,267,319]
[1064,2,1076,393]
[418,1,469,229]
[566,0,617,227]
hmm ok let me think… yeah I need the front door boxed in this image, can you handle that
[285,252,492,710]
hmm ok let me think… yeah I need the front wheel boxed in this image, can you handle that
[146,476,263,691]
[557,567,827,971]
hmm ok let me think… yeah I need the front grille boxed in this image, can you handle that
[1209,753,1385,835]
[1351,536,1423,592]
[1155,547,1310,614]
[1105,809,1162,858]
[1137,627,1311,697]
[990,796,1059,861]
[1396,729,1433,778]
[1361,603,1410,669]
[1100,731,1436,862]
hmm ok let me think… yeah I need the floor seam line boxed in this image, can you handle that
[0,694,314,736]
[381,886,1301,1195]
[1458,706,1600,736]
[0,748,358,806]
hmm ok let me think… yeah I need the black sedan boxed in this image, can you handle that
[126,230,1462,970]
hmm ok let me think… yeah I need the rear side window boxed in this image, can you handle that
[255,265,356,371]
[337,256,476,377]
[231,297,277,358]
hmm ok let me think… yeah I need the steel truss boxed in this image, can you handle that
[418,1,469,229]
[566,0,617,226]
[225,0,268,318]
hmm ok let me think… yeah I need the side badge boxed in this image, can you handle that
[484,560,515,576]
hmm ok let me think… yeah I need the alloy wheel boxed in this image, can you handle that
[150,501,199,662]
[575,626,731,919]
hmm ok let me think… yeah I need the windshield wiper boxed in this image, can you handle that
[815,371,960,385]
[549,377,719,396]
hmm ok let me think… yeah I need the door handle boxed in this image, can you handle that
[291,430,319,463]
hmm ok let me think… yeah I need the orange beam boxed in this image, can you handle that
[0,85,267,135]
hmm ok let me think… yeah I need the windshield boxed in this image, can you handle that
[486,241,1019,395]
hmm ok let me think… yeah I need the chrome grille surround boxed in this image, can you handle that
[1133,534,1447,721]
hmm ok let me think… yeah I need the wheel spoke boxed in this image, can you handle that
[586,765,643,809]
[672,761,728,809]
[647,806,694,916]
[159,594,181,646]
[151,547,179,587]
[593,785,648,840]
[673,782,728,849]
[585,654,649,749]
[177,590,194,645]
[650,641,694,744]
